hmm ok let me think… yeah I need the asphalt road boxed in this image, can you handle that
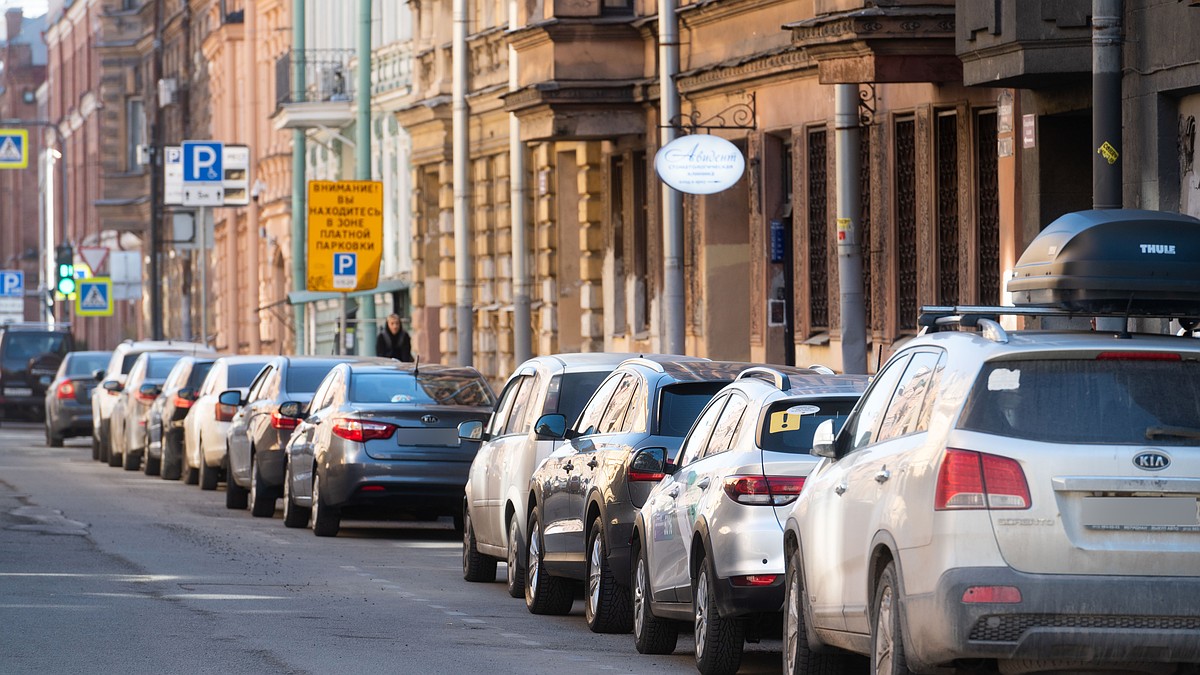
[0,423,785,674]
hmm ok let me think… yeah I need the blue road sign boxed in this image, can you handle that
[182,141,224,182]
[332,252,357,290]
[0,129,28,169]
[76,278,114,316]
[0,271,24,298]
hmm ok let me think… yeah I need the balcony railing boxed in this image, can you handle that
[275,49,357,109]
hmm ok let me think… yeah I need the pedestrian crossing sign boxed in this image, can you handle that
[75,278,114,316]
[0,129,28,170]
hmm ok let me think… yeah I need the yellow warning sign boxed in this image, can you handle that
[306,180,384,292]
[769,411,802,434]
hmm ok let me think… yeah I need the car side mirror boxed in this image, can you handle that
[458,420,486,442]
[139,383,161,397]
[218,389,243,408]
[534,413,567,441]
[103,380,123,393]
[94,369,105,382]
[811,419,838,459]
[630,446,673,480]
[177,386,196,401]
[277,400,304,419]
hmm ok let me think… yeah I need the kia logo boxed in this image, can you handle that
[421,414,438,424]
[1133,450,1171,471]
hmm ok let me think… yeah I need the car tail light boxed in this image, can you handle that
[729,574,778,587]
[961,585,1022,604]
[723,475,807,506]
[56,380,76,400]
[173,395,194,410]
[271,409,299,430]
[332,418,397,442]
[1096,351,1181,361]
[935,449,1031,511]
[215,402,238,422]
[357,485,386,494]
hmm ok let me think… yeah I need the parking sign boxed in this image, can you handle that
[182,141,224,182]
[0,270,24,298]
[333,253,357,289]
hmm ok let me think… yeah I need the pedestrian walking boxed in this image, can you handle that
[375,313,413,361]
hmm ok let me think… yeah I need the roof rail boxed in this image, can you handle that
[620,357,667,373]
[806,364,836,375]
[736,366,791,391]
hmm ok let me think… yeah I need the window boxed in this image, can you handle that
[187,362,214,389]
[350,372,494,407]
[657,382,729,438]
[228,362,269,388]
[504,374,541,435]
[126,97,145,172]
[148,355,185,378]
[876,351,944,442]
[576,373,624,435]
[597,374,639,434]
[676,395,728,467]
[308,371,338,413]
[702,394,749,458]
[286,364,341,393]
[843,354,911,452]
[200,363,225,396]
[936,112,960,305]
[245,365,275,403]
[760,398,859,454]
[807,127,829,331]
[66,353,109,377]
[544,371,609,429]
[895,117,918,330]
[489,375,528,437]
[976,110,1001,305]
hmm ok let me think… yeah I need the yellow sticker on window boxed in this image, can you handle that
[769,411,801,433]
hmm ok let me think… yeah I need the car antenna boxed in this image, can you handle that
[413,354,420,376]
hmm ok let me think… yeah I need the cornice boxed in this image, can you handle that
[509,18,642,51]
[676,46,815,96]
[679,0,794,29]
[502,80,641,113]
[786,6,955,46]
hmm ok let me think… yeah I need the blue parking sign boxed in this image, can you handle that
[333,253,357,290]
[0,270,24,298]
[182,141,223,182]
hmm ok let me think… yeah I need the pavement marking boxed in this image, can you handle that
[461,618,485,624]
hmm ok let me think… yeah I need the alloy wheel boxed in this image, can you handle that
[634,556,649,638]
[875,583,895,673]
[587,531,603,618]
[695,567,710,659]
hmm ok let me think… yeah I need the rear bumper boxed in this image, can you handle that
[48,403,92,435]
[321,460,470,517]
[714,575,785,618]
[904,566,1200,666]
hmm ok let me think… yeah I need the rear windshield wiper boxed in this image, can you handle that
[1145,425,1200,440]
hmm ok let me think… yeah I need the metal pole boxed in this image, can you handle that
[356,0,375,354]
[4,119,68,323]
[509,0,531,363]
[835,84,867,374]
[453,0,473,366]
[291,0,308,354]
[199,204,208,347]
[149,0,164,339]
[1092,0,1122,210]
[657,0,684,354]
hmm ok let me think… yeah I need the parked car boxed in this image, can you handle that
[147,356,215,479]
[461,352,634,596]
[182,355,273,489]
[0,323,73,421]
[108,351,192,471]
[223,356,371,515]
[278,361,495,536]
[43,350,111,447]
[630,366,866,672]
[523,356,746,633]
[92,340,214,464]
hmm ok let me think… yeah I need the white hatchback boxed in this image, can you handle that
[782,315,1200,674]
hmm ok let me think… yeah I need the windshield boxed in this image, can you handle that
[2,333,70,371]
[351,372,495,407]
[228,362,269,388]
[958,358,1200,446]
[66,352,109,376]
[656,382,730,438]
[287,364,342,393]
[760,398,858,454]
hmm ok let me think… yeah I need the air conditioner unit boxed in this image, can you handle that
[158,78,178,107]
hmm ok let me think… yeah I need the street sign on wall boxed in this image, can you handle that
[306,180,384,292]
[0,129,28,169]
[167,144,250,207]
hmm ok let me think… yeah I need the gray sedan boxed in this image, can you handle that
[277,362,495,537]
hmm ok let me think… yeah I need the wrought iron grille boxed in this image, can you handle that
[937,113,960,306]
[976,111,1001,306]
[860,128,872,331]
[895,119,918,330]
[808,128,829,331]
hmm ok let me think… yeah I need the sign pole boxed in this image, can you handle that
[199,204,208,347]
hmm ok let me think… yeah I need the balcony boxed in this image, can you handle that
[371,42,413,110]
[272,49,357,130]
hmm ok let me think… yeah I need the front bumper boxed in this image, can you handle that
[904,566,1200,666]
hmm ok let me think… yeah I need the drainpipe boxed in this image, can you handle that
[356,0,375,354]
[150,0,164,339]
[1093,0,1122,210]
[509,0,531,363]
[835,84,867,374]
[658,0,684,354]
[246,1,261,353]
[453,0,473,366]
[291,0,307,353]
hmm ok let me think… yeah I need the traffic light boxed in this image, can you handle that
[56,244,75,295]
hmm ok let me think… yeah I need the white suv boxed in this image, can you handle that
[782,313,1200,673]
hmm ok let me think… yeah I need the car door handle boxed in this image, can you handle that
[587,458,598,469]
[875,468,891,484]
[697,477,710,490]
[563,462,574,472]
[834,483,847,496]
[667,485,680,498]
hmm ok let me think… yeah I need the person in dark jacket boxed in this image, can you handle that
[375,313,413,361]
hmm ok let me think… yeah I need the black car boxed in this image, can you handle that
[0,324,74,421]
[224,356,374,515]
[43,350,111,446]
[147,356,215,479]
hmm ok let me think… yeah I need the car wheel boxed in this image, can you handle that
[310,472,340,537]
[784,545,850,675]
[122,447,140,471]
[182,463,199,485]
[249,454,277,518]
[46,423,63,448]
[524,509,574,615]
[585,516,633,634]
[107,437,123,468]
[694,556,744,675]
[871,562,914,675]
[633,541,679,655]
[282,459,310,528]
[91,432,100,460]
[462,506,498,582]
[98,422,111,463]
[225,454,249,510]
[198,446,219,491]
[143,431,160,476]
[505,515,525,598]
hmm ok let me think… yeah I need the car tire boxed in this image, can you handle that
[107,438,123,468]
[226,462,249,510]
[311,472,340,537]
[505,515,525,598]
[585,516,633,634]
[462,506,498,582]
[633,541,679,655]
[46,423,63,448]
[784,545,850,675]
[143,431,160,476]
[91,432,100,460]
[872,562,914,675]
[182,463,199,485]
[524,509,574,616]
[160,431,181,480]
[122,447,140,471]
[282,459,310,528]
[198,448,219,491]
[98,422,111,463]
[694,556,744,675]
[249,454,277,518]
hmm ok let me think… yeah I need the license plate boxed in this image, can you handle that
[396,428,460,447]
[4,387,32,397]
[1082,496,1200,531]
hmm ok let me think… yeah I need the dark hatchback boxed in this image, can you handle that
[43,350,111,446]
[0,325,74,420]
[146,356,215,479]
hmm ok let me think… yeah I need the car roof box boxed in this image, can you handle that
[1008,209,1200,317]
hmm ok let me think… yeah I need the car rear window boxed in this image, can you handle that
[148,354,186,378]
[2,332,70,371]
[286,364,341,393]
[66,353,109,376]
[187,362,214,388]
[228,362,268,388]
[351,372,495,407]
[544,371,609,426]
[656,382,730,437]
[120,352,143,373]
[760,398,859,454]
[958,358,1200,446]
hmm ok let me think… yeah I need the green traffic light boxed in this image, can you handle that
[57,277,76,295]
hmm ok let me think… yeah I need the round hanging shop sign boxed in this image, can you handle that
[654,134,746,195]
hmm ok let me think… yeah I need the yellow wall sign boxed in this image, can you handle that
[306,180,384,292]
